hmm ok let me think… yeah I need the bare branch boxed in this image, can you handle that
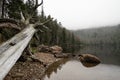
[42,25,49,30]
[20,11,25,22]
[34,18,53,31]
[0,22,21,30]
[33,18,53,33]
[42,18,53,25]
[38,29,44,32]
[36,29,44,32]
[20,0,43,24]
[0,19,21,30]
[37,0,43,6]
[34,33,39,40]
[0,18,18,25]
[34,0,43,10]
[34,18,53,26]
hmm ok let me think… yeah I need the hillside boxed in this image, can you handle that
[74,25,120,46]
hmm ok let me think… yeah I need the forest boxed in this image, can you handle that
[0,0,81,53]
[74,25,120,47]
[1,0,120,80]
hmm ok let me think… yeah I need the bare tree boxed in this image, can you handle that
[21,0,43,25]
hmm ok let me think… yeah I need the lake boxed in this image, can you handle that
[42,46,120,80]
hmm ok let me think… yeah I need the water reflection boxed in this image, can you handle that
[43,60,120,80]
[80,62,99,67]
[42,45,120,80]
[78,45,120,66]
[43,59,69,78]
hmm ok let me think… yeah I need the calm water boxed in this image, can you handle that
[43,46,120,80]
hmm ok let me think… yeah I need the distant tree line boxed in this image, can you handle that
[0,0,81,53]
[74,25,120,48]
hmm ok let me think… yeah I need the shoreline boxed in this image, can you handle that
[4,52,63,80]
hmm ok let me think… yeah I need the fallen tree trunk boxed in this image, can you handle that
[0,24,36,80]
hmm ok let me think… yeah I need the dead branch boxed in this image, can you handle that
[33,18,53,32]
[34,18,53,27]
[34,0,43,10]
[0,19,21,30]
[34,32,39,40]
[41,18,53,25]
[0,22,21,30]
[37,29,44,32]
[20,0,43,25]
[20,11,25,22]
[0,18,18,25]
[26,44,33,56]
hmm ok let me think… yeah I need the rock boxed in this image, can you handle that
[80,62,99,67]
[50,45,63,54]
[79,54,101,64]
[72,54,76,57]
[27,57,33,62]
[54,53,68,58]
[38,45,63,55]
[13,73,24,78]
[38,44,51,53]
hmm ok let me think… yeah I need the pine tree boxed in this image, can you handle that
[7,0,24,19]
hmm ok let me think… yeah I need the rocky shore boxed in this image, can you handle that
[5,53,60,80]
[4,45,67,80]
[4,45,101,80]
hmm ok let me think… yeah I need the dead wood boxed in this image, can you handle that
[0,22,21,30]
[0,19,18,25]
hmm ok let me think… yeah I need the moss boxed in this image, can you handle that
[31,47,38,54]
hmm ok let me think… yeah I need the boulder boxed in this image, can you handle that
[80,62,99,67]
[79,54,101,64]
[38,45,51,53]
[50,45,63,54]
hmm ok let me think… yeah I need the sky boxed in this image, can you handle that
[38,0,120,30]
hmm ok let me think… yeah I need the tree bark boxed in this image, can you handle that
[0,24,36,79]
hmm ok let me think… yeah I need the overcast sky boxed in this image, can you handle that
[38,0,120,30]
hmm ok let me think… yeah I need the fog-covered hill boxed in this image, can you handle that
[74,25,120,45]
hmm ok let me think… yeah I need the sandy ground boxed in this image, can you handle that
[4,52,60,80]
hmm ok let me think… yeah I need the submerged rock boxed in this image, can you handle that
[79,54,101,64]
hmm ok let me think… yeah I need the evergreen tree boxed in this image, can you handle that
[7,0,24,19]
[1,0,81,53]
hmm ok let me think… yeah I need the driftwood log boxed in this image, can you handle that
[0,24,36,79]
[0,0,51,79]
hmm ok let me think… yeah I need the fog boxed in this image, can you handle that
[38,0,120,30]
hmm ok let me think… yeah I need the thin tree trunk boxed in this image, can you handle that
[1,0,5,18]
[0,0,3,18]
